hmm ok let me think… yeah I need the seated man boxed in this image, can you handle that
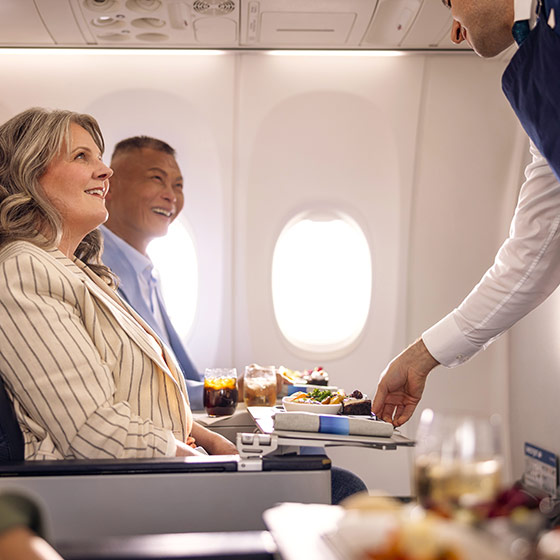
[100,136,204,409]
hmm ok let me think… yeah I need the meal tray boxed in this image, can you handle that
[247,406,414,450]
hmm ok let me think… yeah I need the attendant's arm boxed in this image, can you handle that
[424,143,560,366]
[0,249,178,459]
[373,145,560,425]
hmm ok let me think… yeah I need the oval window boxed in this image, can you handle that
[147,219,198,339]
[272,212,372,353]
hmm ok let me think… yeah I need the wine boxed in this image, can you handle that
[415,456,502,513]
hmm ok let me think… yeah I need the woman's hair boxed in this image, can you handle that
[0,107,115,284]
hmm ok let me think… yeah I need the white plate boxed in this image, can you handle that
[282,396,341,414]
[322,508,513,560]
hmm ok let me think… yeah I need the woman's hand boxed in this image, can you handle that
[175,439,208,457]
[190,422,239,455]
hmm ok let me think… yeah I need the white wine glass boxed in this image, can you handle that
[414,408,503,517]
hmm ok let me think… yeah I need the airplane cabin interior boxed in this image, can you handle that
[0,1,559,559]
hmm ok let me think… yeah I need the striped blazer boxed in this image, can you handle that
[0,240,192,460]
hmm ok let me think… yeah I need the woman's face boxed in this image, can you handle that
[39,123,113,257]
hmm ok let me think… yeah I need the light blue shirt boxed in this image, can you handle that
[100,225,204,409]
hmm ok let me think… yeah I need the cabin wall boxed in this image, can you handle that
[0,48,532,492]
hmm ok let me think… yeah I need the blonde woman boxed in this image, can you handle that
[0,107,236,460]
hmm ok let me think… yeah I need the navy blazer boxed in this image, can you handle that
[100,226,204,410]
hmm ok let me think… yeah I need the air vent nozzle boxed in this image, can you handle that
[192,0,235,16]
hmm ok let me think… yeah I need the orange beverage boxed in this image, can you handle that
[203,368,238,417]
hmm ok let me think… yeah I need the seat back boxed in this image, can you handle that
[0,375,24,462]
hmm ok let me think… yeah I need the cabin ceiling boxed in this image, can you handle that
[1,0,470,51]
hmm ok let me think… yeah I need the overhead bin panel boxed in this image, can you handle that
[361,0,469,51]
[399,0,455,49]
[34,0,90,44]
[361,0,421,48]
[258,12,357,46]
[0,0,476,50]
[241,0,377,47]
[0,0,55,45]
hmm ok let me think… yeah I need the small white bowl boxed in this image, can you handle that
[282,397,341,415]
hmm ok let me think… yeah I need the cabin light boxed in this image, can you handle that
[0,48,227,56]
[266,49,406,57]
[92,16,123,28]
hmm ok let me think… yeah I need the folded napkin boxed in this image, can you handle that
[274,411,394,437]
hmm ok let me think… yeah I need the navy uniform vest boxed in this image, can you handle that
[502,0,560,181]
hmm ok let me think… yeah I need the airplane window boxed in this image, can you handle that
[272,213,372,353]
[146,219,198,340]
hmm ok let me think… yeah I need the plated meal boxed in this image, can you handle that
[282,388,373,416]
[277,365,330,387]
[324,494,513,560]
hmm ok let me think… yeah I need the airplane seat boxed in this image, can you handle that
[0,375,24,462]
[0,373,330,543]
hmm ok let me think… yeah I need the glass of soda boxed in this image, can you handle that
[243,364,277,407]
[203,368,238,417]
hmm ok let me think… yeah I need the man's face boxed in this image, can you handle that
[105,147,184,254]
[444,0,515,58]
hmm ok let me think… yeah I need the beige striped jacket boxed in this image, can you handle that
[0,240,192,460]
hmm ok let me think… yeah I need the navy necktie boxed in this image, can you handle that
[512,19,531,44]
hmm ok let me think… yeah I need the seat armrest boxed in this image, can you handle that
[0,456,239,477]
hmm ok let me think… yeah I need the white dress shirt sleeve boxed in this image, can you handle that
[423,142,560,367]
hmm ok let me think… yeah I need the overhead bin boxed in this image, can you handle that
[0,0,470,50]
[0,0,57,45]
[242,0,376,47]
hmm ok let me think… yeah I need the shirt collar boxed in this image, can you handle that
[514,0,538,24]
[100,225,154,280]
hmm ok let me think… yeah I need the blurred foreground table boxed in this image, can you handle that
[57,531,277,560]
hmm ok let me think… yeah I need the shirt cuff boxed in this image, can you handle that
[422,313,482,367]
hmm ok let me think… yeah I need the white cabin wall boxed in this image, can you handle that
[233,51,425,395]
[0,48,530,492]
[509,287,560,481]
[0,50,236,372]
[231,52,524,491]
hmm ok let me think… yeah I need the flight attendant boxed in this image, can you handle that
[372,0,560,425]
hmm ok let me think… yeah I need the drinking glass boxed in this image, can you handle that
[414,408,503,516]
[203,368,238,417]
[243,364,277,407]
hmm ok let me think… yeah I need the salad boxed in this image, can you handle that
[284,388,345,405]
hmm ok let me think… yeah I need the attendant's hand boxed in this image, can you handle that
[371,338,439,427]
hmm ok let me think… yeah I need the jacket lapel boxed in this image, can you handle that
[63,253,188,399]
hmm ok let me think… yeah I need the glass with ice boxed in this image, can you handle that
[243,364,277,407]
[203,368,238,417]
